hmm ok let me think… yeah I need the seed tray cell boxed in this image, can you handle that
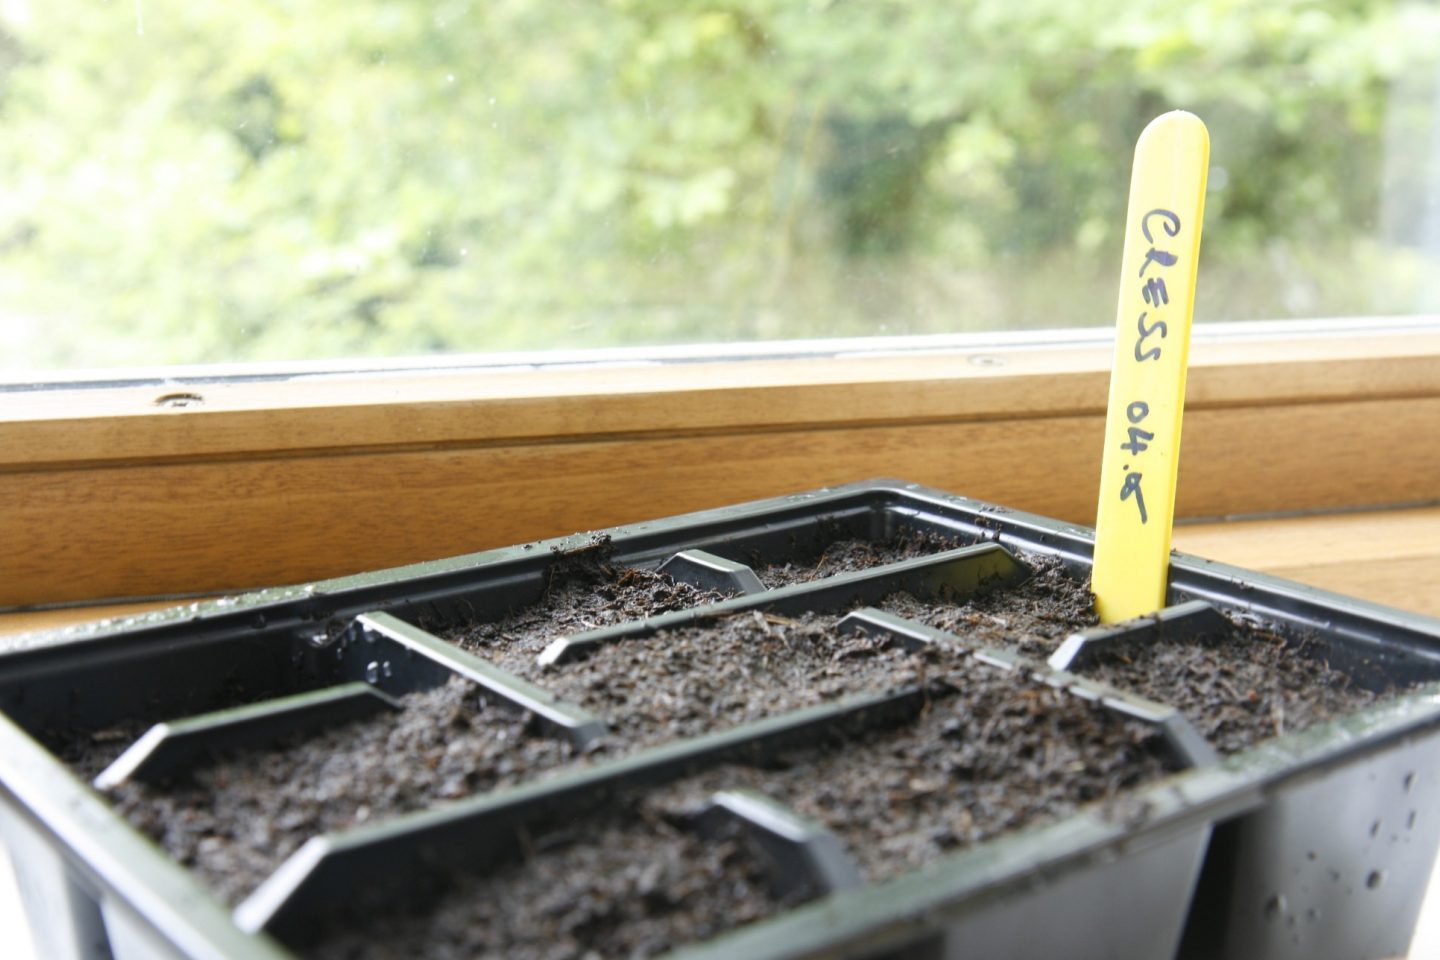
[104,676,582,908]
[877,553,1098,659]
[93,682,402,791]
[1049,597,1440,959]
[2,479,1440,960]
[1048,599,1407,756]
[310,789,846,960]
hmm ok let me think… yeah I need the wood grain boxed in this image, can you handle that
[8,332,1440,469]
[1175,506,1440,618]
[4,331,1440,605]
[4,397,1439,604]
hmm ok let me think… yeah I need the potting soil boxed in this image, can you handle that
[881,554,1097,659]
[1068,623,1390,754]
[751,530,962,587]
[105,678,575,905]
[523,610,937,748]
[657,663,1169,884]
[98,613,938,905]
[439,530,968,671]
[440,555,731,674]
[313,655,1169,958]
[312,806,801,960]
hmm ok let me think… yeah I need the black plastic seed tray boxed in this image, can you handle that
[2,478,1439,960]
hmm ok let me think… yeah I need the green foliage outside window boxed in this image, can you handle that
[2,0,1439,370]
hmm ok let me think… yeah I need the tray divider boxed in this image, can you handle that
[696,788,865,898]
[93,683,400,790]
[836,608,953,652]
[1047,599,1226,673]
[657,550,768,596]
[353,612,607,747]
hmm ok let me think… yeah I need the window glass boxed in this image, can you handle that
[3,1,1439,371]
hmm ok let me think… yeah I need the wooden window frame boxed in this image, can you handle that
[4,318,1440,608]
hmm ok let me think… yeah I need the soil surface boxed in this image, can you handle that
[317,657,1168,958]
[882,555,1097,659]
[71,548,1091,910]
[656,665,1169,883]
[752,530,963,587]
[106,678,575,905]
[1069,621,1387,754]
[439,546,731,675]
[49,716,162,782]
[314,810,799,960]
[99,613,934,905]
[523,610,935,749]
[438,531,966,673]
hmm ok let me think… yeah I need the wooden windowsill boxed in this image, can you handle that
[4,322,1440,606]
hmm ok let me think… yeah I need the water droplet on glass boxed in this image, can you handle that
[1366,870,1385,889]
[365,661,381,683]
[1264,894,1287,920]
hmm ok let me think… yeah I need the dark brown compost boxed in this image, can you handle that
[314,659,1169,958]
[882,554,1097,659]
[1069,622,1388,754]
[752,531,962,587]
[313,807,802,960]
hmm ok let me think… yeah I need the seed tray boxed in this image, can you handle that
[2,479,1439,960]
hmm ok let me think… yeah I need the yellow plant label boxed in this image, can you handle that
[1092,111,1210,623]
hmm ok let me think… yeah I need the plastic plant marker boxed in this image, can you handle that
[1092,111,1210,624]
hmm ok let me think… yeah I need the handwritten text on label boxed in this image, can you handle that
[1121,207,1181,524]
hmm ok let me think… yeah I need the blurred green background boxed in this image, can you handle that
[3,0,1440,371]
